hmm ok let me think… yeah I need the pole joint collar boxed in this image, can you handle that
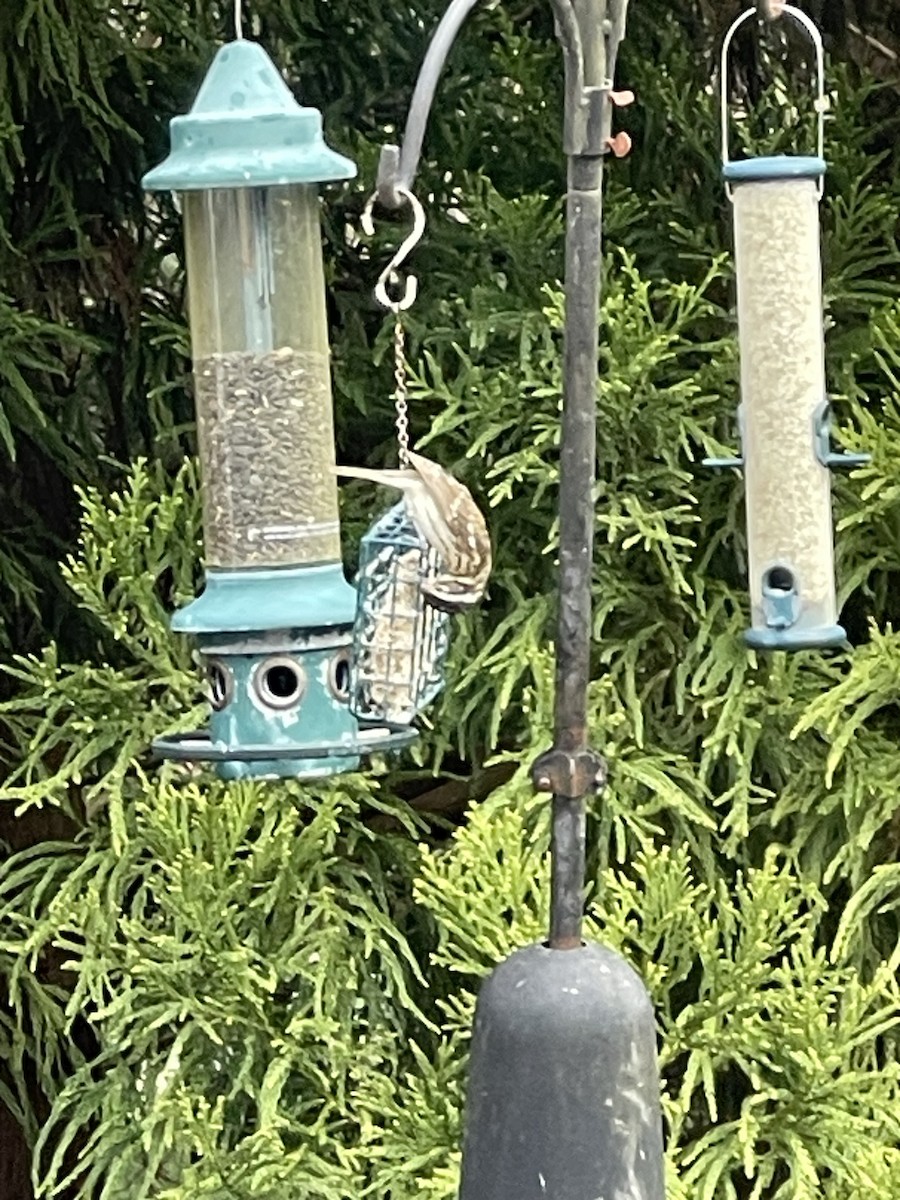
[531,747,607,798]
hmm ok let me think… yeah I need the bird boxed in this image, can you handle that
[334,451,492,611]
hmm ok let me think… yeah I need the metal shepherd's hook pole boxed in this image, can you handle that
[375,3,665,1197]
[531,0,628,950]
[378,0,629,948]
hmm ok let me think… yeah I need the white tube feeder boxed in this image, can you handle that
[715,6,867,650]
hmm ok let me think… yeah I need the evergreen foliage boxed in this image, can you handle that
[1,2,900,1198]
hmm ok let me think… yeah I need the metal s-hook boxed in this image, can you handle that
[362,187,427,312]
[756,0,786,19]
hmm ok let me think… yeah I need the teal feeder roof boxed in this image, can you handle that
[141,39,356,191]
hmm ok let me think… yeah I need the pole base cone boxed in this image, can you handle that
[459,941,665,1200]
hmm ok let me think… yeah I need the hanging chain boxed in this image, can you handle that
[391,308,411,469]
[361,187,426,471]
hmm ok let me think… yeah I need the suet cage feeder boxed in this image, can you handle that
[349,503,451,729]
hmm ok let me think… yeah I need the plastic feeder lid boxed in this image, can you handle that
[141,39,356,191]
[723,155,826,183]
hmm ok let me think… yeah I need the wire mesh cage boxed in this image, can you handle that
[350,502,451,727]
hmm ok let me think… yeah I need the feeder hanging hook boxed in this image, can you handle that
[721,4,826,199]
[362,187,427,312]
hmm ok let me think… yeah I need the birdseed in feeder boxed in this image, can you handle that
[195,347,341,569]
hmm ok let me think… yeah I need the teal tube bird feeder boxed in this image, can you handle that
[145,38,415,777]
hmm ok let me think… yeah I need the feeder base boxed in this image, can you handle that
[152,726,416,780]
[744,623,846,650]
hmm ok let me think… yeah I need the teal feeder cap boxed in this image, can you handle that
[723,155,826,183]
[141,39,356,191]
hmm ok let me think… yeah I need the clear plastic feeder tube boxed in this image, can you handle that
[183,183,341,570]
[719,6,844,649]
[731,172,840,645]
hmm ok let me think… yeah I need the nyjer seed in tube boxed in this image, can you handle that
[184,184,341,569]
[727,156,844,651]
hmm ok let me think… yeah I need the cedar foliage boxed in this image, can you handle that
[1,2,900,1198]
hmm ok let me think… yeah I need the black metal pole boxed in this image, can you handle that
[374,8,666,1199]
[377,0,625,948]
[533,1,625,948]
[548,152,604,948]
[376,0,626,949]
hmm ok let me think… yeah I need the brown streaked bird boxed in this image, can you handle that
[334,451,492,611]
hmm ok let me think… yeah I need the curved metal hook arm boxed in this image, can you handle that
[376,0,624,209]
[376,0,495,208]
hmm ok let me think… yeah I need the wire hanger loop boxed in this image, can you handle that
[720,4,825,198]
[362,187,427,312]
